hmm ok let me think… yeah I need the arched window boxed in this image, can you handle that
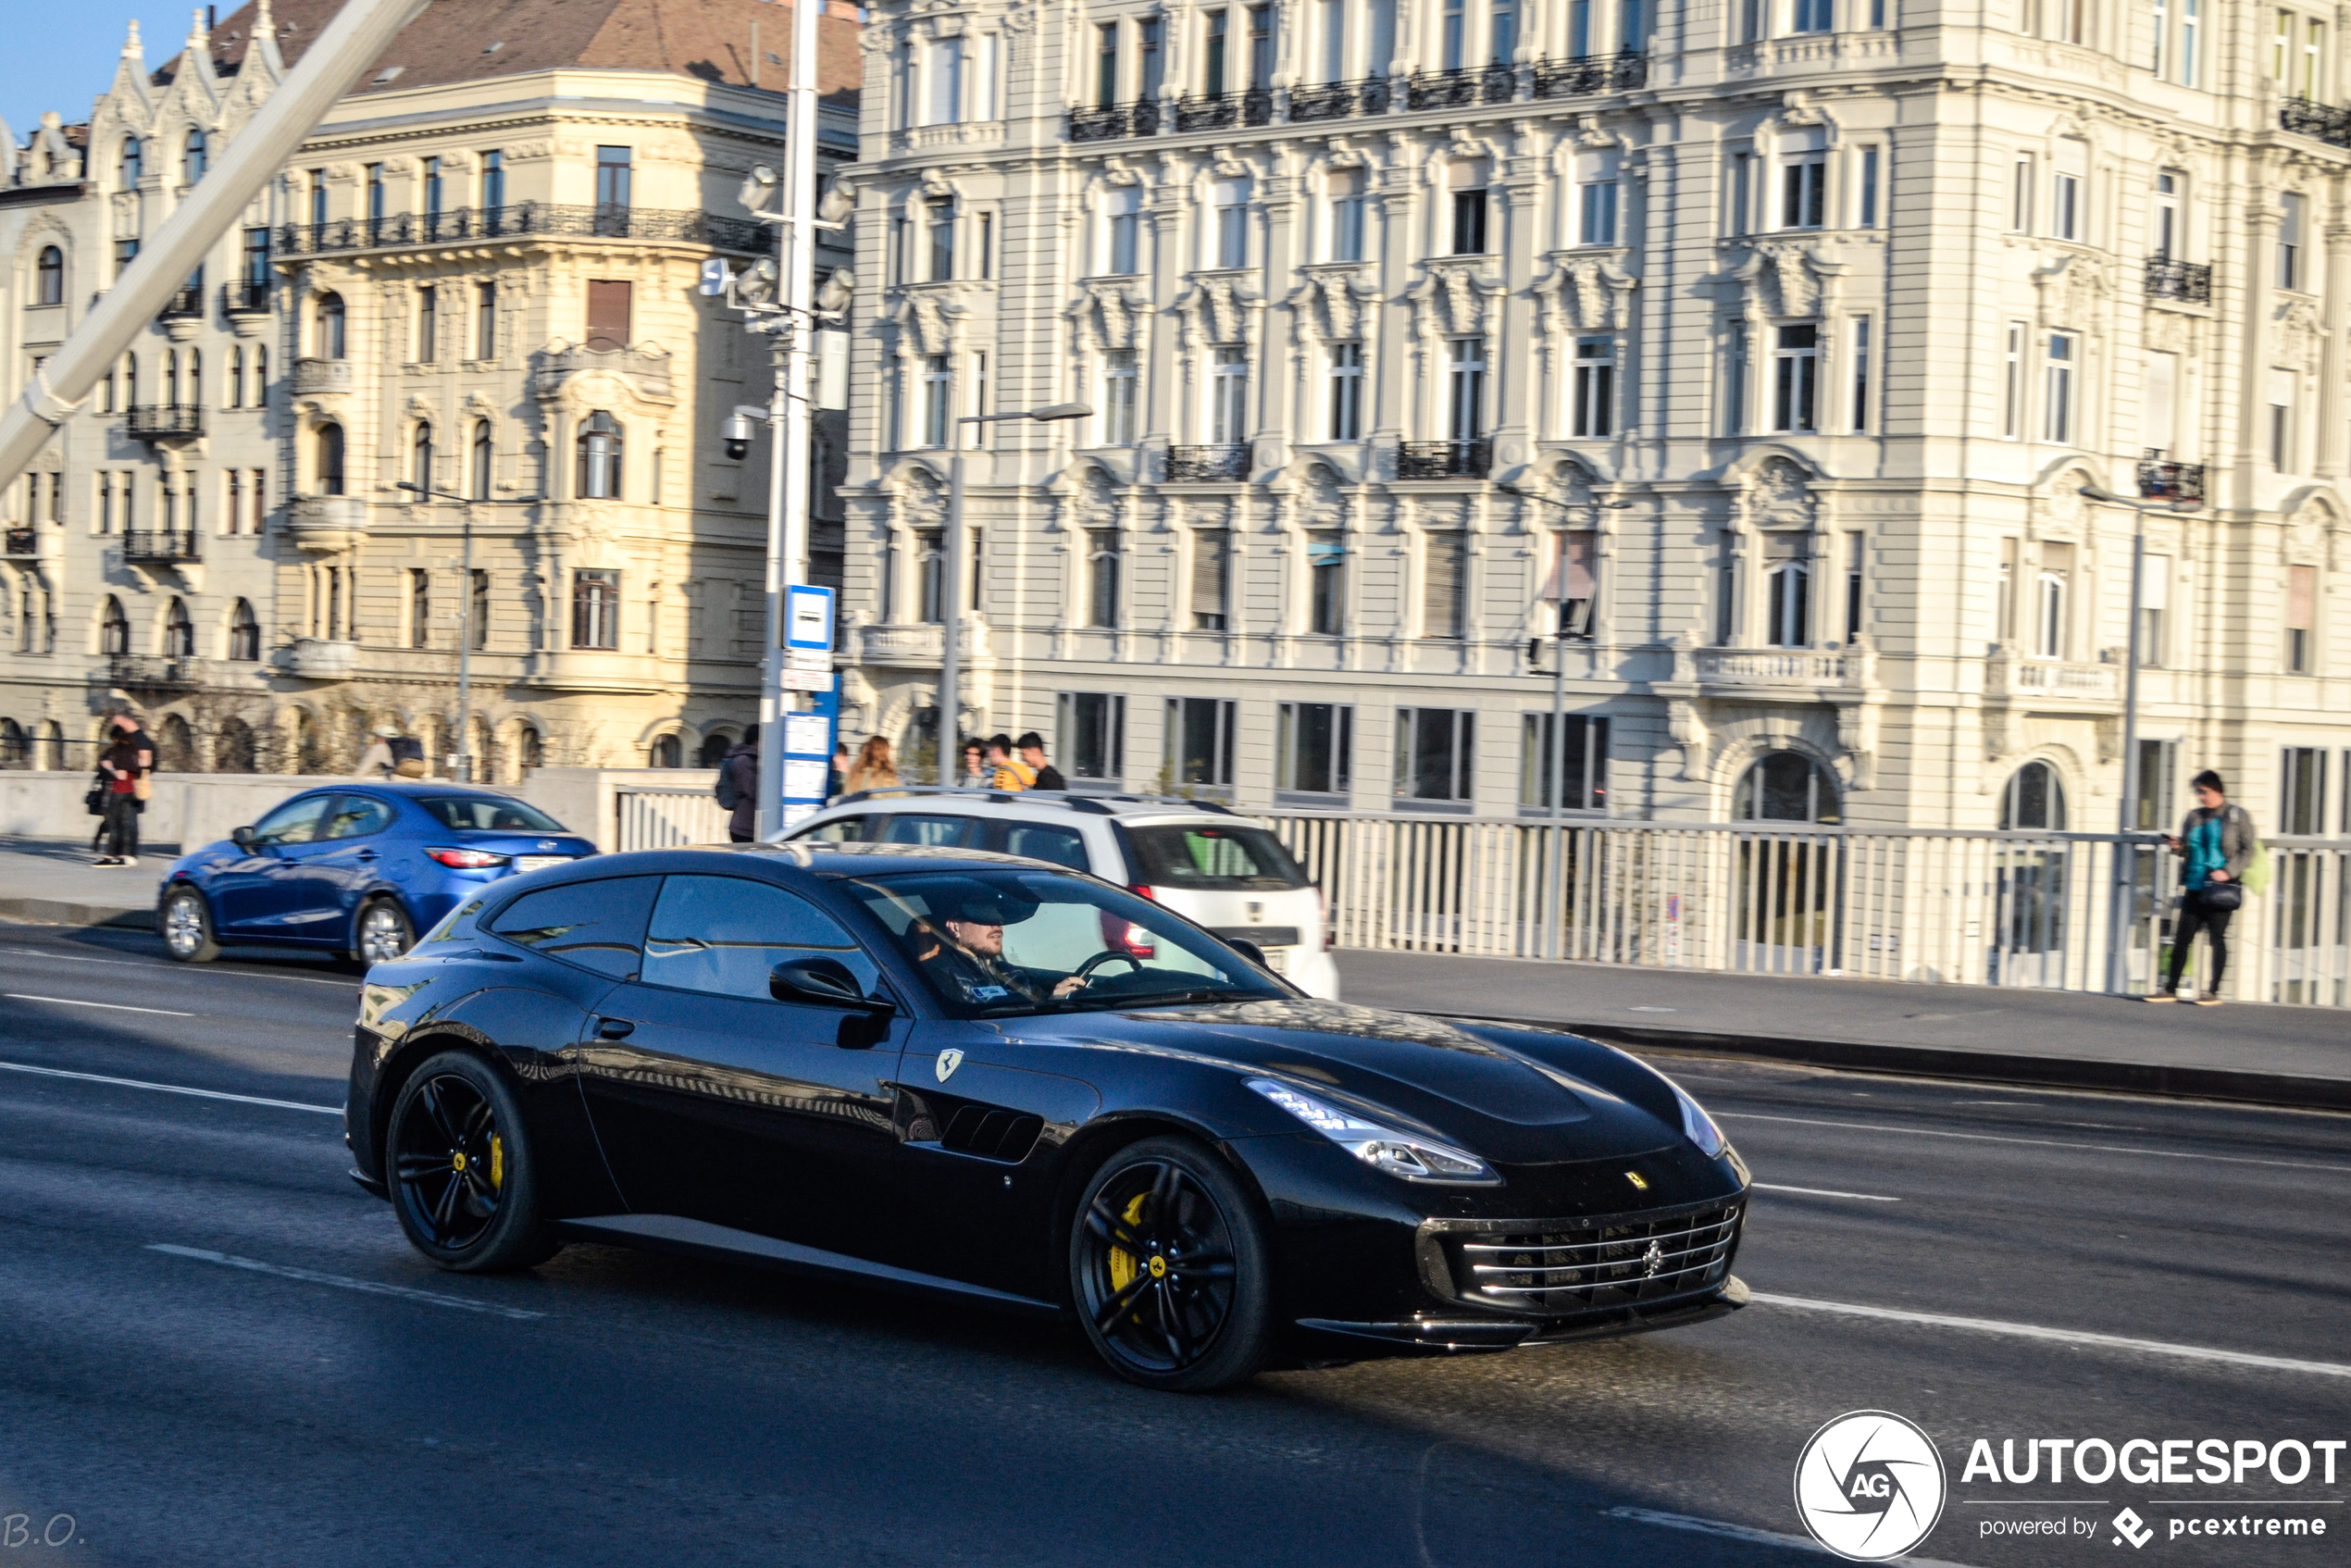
[650,733,682,768]
[122,355,137,409]
[213,715,256,772]
[577,411,623,499]
[316,292,345,359]
[155,713,194,772]
[185,347,201,407]
[698,732,734,767]
[226,346,243,408]
[183,129,207,183]
[163,598,194,657]
[162,349,179,405]
[412,422,434,493]
[316,423,346,496]
[35,246,63,306]
[0,718,25,769]
[227,599,260,661]
[518,725,544,771]
[252,346,267,404]
[1734,750,1842,824]
[1999,761,2068,831]
[99,596,130,655]
[471,419,493,499]
[119,137,142,186]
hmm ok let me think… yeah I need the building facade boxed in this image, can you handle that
[838,0,2350,838]
[0,0,859,779]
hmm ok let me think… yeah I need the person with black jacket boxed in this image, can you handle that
[2149,770,2258,1005]
[720,726,760,843]
[93,713,153,867]
[1018,732,1066,792]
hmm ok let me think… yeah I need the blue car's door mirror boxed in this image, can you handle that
[230,826,257,852]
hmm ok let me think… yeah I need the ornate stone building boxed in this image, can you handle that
[0,0,859,778]
[838,0,2349,835]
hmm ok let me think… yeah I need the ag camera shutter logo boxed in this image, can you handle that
[1793,1411,1948,1562]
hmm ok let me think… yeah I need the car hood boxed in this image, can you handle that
[1008,997,1680,1165]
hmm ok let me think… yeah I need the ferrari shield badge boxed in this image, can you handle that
[936,1049,964,1084]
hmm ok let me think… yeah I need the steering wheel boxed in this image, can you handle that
[1074,951,1146,981]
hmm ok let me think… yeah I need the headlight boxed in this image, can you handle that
[1666,1076,1728,1159]
[1247,1078,1499,1185]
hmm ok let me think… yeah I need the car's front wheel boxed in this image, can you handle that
[1070,1135,1274,1392]
[159,886,219,963]
[386,1051,559,1273]
[354,898,414,965]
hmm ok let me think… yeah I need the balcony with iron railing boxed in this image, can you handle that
[2144,256,2212,305]
[2136,454,2207,507]
[1532,51,1648,97]
[1069,98,1164,142]
[1172,88,1274,131]
[3,527,35,556]
[156,284,204,321]
[123,529,200,564]
[276,202,767,258]
[1407,63,1517,110]
[106,654,201,691]
[2281,95,2351,147]
[1286,76,1392,122]
[1067,55,1644,139]
[222,279,270,316]
[1398,439,1491,479]
[125,404,204,441]
[1166,444,1250,482]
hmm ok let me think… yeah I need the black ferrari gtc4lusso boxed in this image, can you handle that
[346,841,1751,1390]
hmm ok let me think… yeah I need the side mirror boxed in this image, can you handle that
[231,826,257,852]
[770,956,894,1014]
[1225,938,1270,972]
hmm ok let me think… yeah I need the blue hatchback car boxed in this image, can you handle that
[157,783,598,964]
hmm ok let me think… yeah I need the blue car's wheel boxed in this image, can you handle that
[160,886,219,963]
[355,898,414,965]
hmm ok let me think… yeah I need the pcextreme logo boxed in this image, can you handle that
[1794,1411,1950,1562]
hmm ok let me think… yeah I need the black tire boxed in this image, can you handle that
[353,897,415,966]
[1069,1135,1274,1392]
[385,1050,560,1273]
[159,886,219,964]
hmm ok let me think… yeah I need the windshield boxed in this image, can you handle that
[417,795,568,833]
[840,869,1289,1017]
[1126,824,1310,890]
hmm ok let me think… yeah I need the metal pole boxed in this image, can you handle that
[1549,587,1567,962]
[2106,512,2147,993]
[454,506,475,782]
[939,426,967,784]
[0,0,435,489]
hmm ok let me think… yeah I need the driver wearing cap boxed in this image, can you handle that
[915,892,1088,1003]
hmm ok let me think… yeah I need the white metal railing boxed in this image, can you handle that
[615,787,731,851]
[1263,813,2351,1008]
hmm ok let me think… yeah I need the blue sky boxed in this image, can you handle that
[4,12,197,142]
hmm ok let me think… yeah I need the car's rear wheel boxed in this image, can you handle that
[159,886,219,963]
[1070,1135,1273,1392]
[386,1051,559,1273]
[354,898,414,965]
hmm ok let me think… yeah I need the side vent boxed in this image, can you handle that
[940,1106,1045,1164]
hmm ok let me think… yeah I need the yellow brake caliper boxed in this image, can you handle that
[1106,1192,1149,1307]
[489,1133,504,1191]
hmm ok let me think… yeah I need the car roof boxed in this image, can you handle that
[819,787,1250,828]
[511,841,1077,888]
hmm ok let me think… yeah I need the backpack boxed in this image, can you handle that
[387,736,425,765]
[715,756,743,810]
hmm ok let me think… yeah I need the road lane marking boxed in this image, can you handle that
[5,992,194,1017]
[147,1244,545,1320]
[1751,1292,2351,1380]
[1752,1183,1900,1201]
[2,950,355,988]
[0,1059,342,1115]
[1719,1110,2351,1176]
[1602,1506,1979,1566]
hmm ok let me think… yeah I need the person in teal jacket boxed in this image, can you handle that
[2148,770,2258,1004]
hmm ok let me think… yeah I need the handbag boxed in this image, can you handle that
[2198,880,2245,912]
[82,778,106,816]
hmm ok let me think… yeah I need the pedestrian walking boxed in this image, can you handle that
[717,725,760,842]
[2148,769,2258,1005]
[827,741,850,801]
[355,725,428,779]
[984,734,1035,791]
[1017,732,1066,792]
[958,740,988,789]
[93,713,153,867]
[843,736,901,793]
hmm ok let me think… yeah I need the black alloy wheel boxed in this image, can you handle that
[386,1050,558,1273]
[1071,1136,1273,1392]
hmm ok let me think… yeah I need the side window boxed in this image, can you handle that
[794,815,868,843]
[881,814,981,847]
[321,795,395,840]
[641,875,880,1002]
[1004,823,1090,870]
[488,876,661,979]
[252,794,333,847]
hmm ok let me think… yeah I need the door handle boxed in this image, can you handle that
[595,1017,636,1039]
[355,851,379,863]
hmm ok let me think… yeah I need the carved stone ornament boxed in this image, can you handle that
[1286,267,1373,342]
[1298,463,1346,528]
[2273,298,2323,373]
[1068,464,1120,529]
[894,467,947,530]
[1739,242,1826,319]
[1067,280,1149,352]
[1534,251,1636,332]
[1748,457,1816,529]
[1404,260,1504,342]
[1174,272,1259,347]
[2036,472,2088,532]
[893,291,961,357]
[2144,308,2199,355]
[2032,251,2109,330]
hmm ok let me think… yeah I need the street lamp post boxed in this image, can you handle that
[937,404,1091,785]
[395,479,489,781]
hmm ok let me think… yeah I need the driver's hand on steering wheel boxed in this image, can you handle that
[1051,976,1089,998]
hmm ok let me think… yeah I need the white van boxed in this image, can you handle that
[781,789,1338,999]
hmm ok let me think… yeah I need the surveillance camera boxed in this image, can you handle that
[723,411,753,462]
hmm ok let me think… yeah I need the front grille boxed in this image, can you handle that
[1441,1201,1741,1314]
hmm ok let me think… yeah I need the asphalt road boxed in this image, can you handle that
[0,923,2345,1567]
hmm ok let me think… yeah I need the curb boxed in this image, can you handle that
[1461,1015,2351,1114]
[0,896,155,931]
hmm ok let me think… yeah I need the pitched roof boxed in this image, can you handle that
[206,0,861,106]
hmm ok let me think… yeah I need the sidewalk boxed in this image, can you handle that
[0,838,172,928]
[1335,950,2351,1112]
